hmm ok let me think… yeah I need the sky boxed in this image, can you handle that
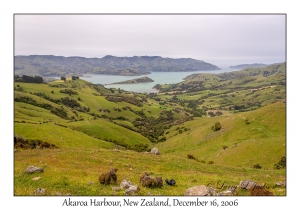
[14,14,286,68]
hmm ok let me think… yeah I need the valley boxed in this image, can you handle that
[14,63,286,196]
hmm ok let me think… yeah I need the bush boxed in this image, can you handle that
[274,156,286,169]
[208,161,214,164]
[245,118,250,124]
[60,89,78,95]
[211,122,221,131]
[187,154,199,162]
[61,97,80,108]
[253,164,262,169]
[160,136,167,142]
[249,186,273,196]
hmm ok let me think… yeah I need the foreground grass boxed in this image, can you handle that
[14,147,286,196]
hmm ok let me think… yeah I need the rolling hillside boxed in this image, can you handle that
[14,64,286,196]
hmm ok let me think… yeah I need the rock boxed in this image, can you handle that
[120,180,132,189]
[32,177,41,181]
[112,187,121,191]
[239,179,260,190]
[150,147,160,155]
[25,166,44,174]
[276,181,286,187]
[35,188,46,195]
[125,185,139,195]
[88,181,94,185]
[218,187,236,196]
[185,185,218,196]
[56,192,62,196]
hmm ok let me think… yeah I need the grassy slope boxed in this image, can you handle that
[155,102,286,169]
[157,63,286,111]
[14,102,286,196]
[14,147,285,196]
[14,71,286,196]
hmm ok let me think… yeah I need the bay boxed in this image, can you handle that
[81,68,241,93]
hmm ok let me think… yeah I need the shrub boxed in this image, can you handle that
[211,122,222,131]
[61,97,80,108]
[160,136,167,142]
[274,156,286,169]
[208,161,214,164]
[249,186,273,196]
[253,164,262,169]
[60,89,78,95]
[187,154,199,161]
[245,118,250,124]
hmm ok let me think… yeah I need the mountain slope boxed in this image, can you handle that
[14,55,221,76]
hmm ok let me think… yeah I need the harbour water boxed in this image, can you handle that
[81,68,241,93]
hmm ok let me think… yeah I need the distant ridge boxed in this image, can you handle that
[229,63,268,69]
[14,55,221,77]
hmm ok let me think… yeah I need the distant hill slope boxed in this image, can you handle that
[229,63,268,69]
[14,55,221,77]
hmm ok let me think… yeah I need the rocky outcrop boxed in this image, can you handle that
[34,188,46,195]
[239,179,260,190]
[120,180,132,189]
[125,185,139,195]
[276,181,286,187]
[25,166,44,174]
[119,179,139,195]
[150,148,160,155]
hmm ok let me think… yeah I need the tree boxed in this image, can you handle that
[61,76,66,81]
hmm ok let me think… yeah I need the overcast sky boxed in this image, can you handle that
[14,14,285,68]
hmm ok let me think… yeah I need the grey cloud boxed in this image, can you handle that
[14,14,285,67]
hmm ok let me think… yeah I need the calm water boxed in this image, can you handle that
[81,68,241,93]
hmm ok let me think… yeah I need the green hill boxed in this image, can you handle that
[155,102,285,169]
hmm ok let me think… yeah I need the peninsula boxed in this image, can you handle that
[111,76,154,84]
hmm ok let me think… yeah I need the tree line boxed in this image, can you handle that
[14,75,44,83]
